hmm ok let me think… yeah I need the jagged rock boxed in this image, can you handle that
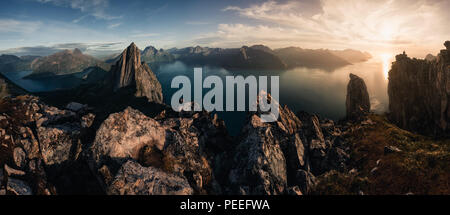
[228,93,350,195]
[227,93,307,195]
[0,95,98,194]
[384,145,402,154]
[445,41,450,50]
[346,73,370,119]
[109,43,163,103]
[388,41,450,136]
[228,115,288,195]
[90,106,231,194]
[107,160,193,195]
[13,147,26,169]
[293,169,316,195]
[81,113,95,128]
[37,123,82,165]
[286,186,303,195]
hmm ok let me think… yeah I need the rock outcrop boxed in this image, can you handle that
[388,41,450,135]
[0,95,99,195]
[227,93,349,195]
[107,160,193,195]
[109,43,163,103]
[346,73,371,119]
[89,106,231,195]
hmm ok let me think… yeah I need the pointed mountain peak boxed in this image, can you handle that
[109,42,163,103]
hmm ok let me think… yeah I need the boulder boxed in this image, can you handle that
[107,160,193,195]
[90,106,231,194]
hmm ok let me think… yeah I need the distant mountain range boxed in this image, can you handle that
[0,44,372,79]
[25,49,110,78]
[164,44,371,71]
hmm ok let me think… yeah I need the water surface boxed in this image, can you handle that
[1,59,389,135]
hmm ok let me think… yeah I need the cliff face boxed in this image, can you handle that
[388,41,450,136]
[109,43,163,103]
[346,73,370,119]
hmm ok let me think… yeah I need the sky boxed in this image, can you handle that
[0,0,449,58]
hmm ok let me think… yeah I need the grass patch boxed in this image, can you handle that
[314,114,450,195]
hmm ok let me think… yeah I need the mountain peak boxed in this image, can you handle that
[110,43,163,103]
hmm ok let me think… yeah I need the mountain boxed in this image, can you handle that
[168,45,287,71]
[273,47,351,71]
[249,44,275,54]
[26,49,109,78]
[0,54,37,72]
[388,41,450,136]
[141,46,174,63]
[329,49,372,63]
[107,43,163,103]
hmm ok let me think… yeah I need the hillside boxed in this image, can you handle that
[26,49,110,78]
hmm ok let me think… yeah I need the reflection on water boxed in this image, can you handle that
[280,58,389,120]
[1,70,87,92]
[1,59,390,135]
[154,60,389,134]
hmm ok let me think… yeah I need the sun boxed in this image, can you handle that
[380,53,392,80]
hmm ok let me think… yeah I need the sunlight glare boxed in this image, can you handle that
[380,53,392,80]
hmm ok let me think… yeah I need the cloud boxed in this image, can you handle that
[131,33,160,38]
[37,0,122,21]
[108,22,122,29]
[0,19,42,33]
[219,0,450,55]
